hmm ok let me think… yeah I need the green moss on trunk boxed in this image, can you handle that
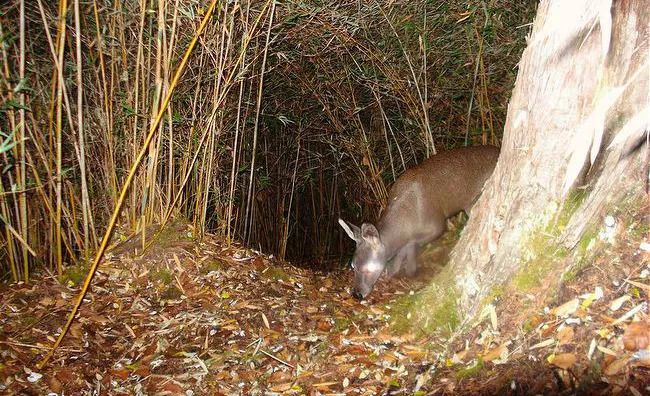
[390,265,459,336]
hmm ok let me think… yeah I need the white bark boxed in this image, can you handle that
[450,0,649,320]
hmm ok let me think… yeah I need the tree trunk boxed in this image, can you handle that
[442,0,648,324]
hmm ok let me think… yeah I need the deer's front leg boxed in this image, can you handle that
[403,243,418,277]
[386,246,407,278]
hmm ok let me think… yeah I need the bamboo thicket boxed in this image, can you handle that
[0,0,534,280]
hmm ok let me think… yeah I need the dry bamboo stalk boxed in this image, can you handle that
[54,0,68,277]
[19,0,28,280]
[0,22,19,281]
[92,0,117,205]
[74,0,91,261]
[165,0,181,215]
[244,0,276,243]
[379,6,434,156]
[226,0,248,243]
[280,137,301,260]
[0,183,18,281]
[130,0,146,225]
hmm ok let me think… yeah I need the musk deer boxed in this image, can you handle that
[339,145,499,299]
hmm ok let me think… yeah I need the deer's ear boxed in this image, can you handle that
[338,218,361,243]
[361,223,381,247]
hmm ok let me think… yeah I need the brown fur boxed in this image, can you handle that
[340,145,499,299]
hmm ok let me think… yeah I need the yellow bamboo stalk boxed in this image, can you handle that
[0,214,37,257]
[130,0,146,226]
[74,0,91,260]
[142,0,165,229]
[165,0,181,213]
[92,0,117,205]
[54,0,68,278]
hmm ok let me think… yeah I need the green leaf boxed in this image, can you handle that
[1,99,30,112]
[0,128,17,154]
[13,78,31,94]
[122,101,136,117]
[0,140,16,155]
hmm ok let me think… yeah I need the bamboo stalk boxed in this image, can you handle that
[165,0,181,216]
[0,182,18,281]
[130,0,146,225]
[226,0,247,243]
[0,22,19,281]
[379,6,434,156]
[280,136,301,260]
[54,0,68,278]
[19,0,28,280]
[74,0,91,261]
[92,0,117,206]
[0,214,37,258]
[244,0,276,243]
[142,0,165,229]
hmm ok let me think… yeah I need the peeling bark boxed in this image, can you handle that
[449,0,649,321]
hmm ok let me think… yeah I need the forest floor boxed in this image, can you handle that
[1,207,649,395]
